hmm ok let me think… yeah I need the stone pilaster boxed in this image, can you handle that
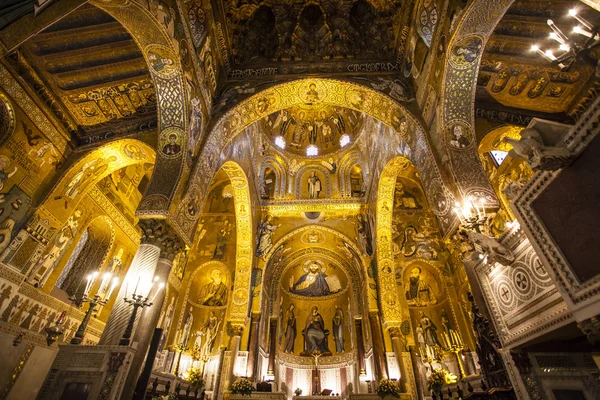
[246,313,261,379]
[368,311,388,380]
[228,324,244,384]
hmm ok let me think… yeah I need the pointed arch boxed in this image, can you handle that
[294,165,332,199]
[338,151,364,198]
[56,216,115,298]
[260,224,367,316]
[178,78,455,241]
[219,161,253,324]
[440,0,514,202]
[259,156,287,200]
[39,139,155,224]
[91,0,194,224]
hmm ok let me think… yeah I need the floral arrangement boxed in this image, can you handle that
[230,377,254,395]
[151,395,176,400]
[427,369,446,394]
[186,366,205,389]
[376,378,401,398]
[294,388,303,396]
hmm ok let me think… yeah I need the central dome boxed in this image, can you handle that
[261,105,364,158]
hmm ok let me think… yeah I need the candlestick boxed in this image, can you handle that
[119,277,163,346]
[99,272,111,295]
[70,275,117,345]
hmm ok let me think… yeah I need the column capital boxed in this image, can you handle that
[388,327,402,339]
[578,315,600,345]
[227,323,244,337]
[250,312,261,323]
[138,218,185,260]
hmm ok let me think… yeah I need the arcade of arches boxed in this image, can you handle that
[1,1,600,400]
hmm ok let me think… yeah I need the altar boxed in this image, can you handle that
[293,396,341,400]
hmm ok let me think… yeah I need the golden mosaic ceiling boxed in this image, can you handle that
[476,0,600,123]
[15,4,156,143]
[261,105,364,157]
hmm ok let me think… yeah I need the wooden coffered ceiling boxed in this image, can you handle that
[475,0,600,132]
[10,4,157,146]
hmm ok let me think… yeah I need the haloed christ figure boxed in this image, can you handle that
[289,263,331,297]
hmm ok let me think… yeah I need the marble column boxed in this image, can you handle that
[355,318,367,376]
[98,244,161,345]
[228,324,244,384]
[368,311,388,380]
[122,229,183,400]
[246,312,261,379]
[267,318,277,377]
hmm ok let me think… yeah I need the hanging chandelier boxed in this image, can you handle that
[531,9,600,76]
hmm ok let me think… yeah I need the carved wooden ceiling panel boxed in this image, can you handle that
[16,4,157,143]
[475,0,600,124]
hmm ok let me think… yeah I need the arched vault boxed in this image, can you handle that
[92,0,192,230]
[439,0,514,203]
[178,78,455,243]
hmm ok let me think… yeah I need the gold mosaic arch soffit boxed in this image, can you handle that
[211,78,417,143]
[92,0,190,224]
[261,224,367,315]
[40,138,155,224]
[219,161,253,325]
[176,78,459,243]
[439,0,513,202]
[264,224,364,268]
[376,156,413,327]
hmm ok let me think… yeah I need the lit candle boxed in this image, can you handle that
[84,272,98,296]
[99,272,111,295]
[124,277,129,300]
[133,276,141,297]
[572,25,595,39]
[549,32,566,45]
[454,208,465,225]
[150,282,165,304]
[480,198,486,217]
[531,45,551,61]
[106,277,119,300]
[544,49,557,61]
[57,311,66,324]
[569,9,593,31]
[466,196,476,219]
[547,20,570,43]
